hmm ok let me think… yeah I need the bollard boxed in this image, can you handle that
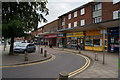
[44,50,47,57]
[78,48,81,54]
[41,48,43,54]
[25,51,28,61]
[58,71,69,80]
[62,45,64,51]
[95,53,98,61]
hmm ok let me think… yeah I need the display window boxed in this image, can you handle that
[85,36,93,46]
[93,39,100,47]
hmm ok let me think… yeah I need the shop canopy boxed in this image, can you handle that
[58,19,119,33]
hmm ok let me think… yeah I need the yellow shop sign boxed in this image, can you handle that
[66,32,84,37]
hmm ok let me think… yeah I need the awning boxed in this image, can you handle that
[58,19,119,33]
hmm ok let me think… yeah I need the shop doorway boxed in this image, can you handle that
[108,27,119,53]
[77,38,84,50]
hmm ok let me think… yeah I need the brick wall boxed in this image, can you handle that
[58,2,120,30]
[43,19,58,32]
[102,2,120,21]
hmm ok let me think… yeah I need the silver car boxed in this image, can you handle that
[14,43,36,53]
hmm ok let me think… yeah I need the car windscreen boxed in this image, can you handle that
[15,43,28,47]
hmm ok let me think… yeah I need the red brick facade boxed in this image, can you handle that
[43,19,58,33]
[58,2,120,30]
[102,2,120,21]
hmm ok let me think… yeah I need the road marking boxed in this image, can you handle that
[68,54,91,78]
[52,47,91,77]
[0,54,56,68]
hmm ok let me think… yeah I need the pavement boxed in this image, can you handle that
[0,45,52,66]
[41,46,118,78]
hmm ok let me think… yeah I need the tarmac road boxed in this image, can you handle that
[2,46,90,78]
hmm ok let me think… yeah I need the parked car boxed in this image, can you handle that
[14,43,36,53]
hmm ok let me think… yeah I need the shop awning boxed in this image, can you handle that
[58,19,119,33]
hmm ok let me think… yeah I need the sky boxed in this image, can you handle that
[38,0,93,28]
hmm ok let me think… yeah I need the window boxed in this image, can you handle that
[93,17,102,23]
[74,11,77,17]
[93,3,102,11]
[62,17,65,29]
[113,10,119,19]
[62,17,65,22]
[68,23,71,28]
[85,36,93,46]
[80,20,85,26]
[93,39,100,47]
[74,21,77,27]
[68,14,71,19]
[80,8,85,15]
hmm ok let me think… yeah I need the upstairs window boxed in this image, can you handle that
[74,11,77,17]
[93,3,102,11]
[68,23,71,28]
[74,21,77,27]
[113,10,119,19]
[93,16,102,23]
[68,14,71,19]
[62,17,65,22]
[80,20,85,26]
[61,17,65,29]
[80,8,85,15]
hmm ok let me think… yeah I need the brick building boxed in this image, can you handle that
[41,19,59,46]
[58,2,120,53]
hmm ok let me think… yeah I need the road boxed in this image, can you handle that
[2,46,90,78]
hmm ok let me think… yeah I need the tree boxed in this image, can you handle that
[2,1,49,55]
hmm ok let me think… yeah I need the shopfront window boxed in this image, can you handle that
[93,39,100,47]
[85,36,93,46]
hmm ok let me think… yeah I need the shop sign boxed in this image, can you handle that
[45,35,57,38]
[66,32,84,37]
[57,33,66,37]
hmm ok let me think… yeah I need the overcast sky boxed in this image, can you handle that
[38,0,93,28]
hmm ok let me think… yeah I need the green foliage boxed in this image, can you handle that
[2,1,49,38]
[2,20,25,38]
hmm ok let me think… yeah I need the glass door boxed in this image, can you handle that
[77,38,84,50]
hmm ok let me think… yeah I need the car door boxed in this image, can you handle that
[27,44,32,52]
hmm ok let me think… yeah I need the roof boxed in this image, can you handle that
[39,19,59,28]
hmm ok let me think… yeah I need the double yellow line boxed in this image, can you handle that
[0,54,56,68]
[68,54,91,78]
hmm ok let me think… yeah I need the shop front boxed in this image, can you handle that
[108,27,119,53]
[45,34,57,46]
[57,33,66,47]
[85,30,108,51]
[66,32,84,50]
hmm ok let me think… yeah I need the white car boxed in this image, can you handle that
[14,43,36,53]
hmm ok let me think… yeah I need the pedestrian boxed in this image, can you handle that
[57,42,59,47]
[49,42,53,48]
[77,43,81,50]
